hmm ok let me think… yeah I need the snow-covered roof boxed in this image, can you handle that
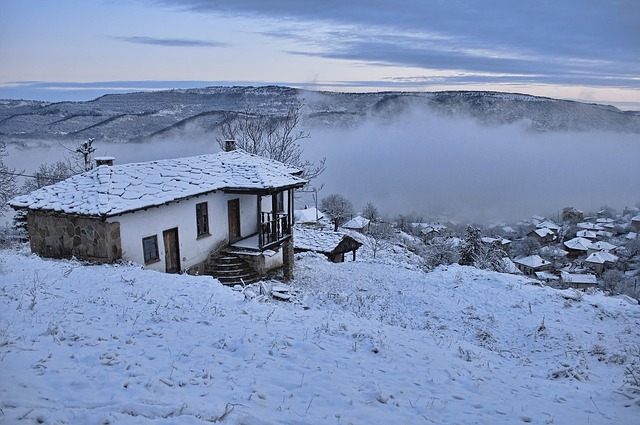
[535,271,559,281]
[536,220,560,231]
[577,222,604,231]
[588,241,617,252]
[514,255,551,269]
[294,227,361,254]
[626,232,638,240]
[9,149,307,217]
[560,272,598,285]
[631,215,640,222]
[585,251,618,265]
[294,207,324,223]
[342,215,370,230]
[530,227,555,238]
[576,230,597,239]
[564,237,592,251]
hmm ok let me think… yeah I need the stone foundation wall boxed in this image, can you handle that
[27,211,122,263]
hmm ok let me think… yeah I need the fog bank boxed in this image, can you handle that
[303,113,640,223]
[5,112,640,224]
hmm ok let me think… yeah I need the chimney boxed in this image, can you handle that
[224,139,236,152]
[95,156,115,167]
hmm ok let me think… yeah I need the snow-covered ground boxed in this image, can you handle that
[1,245,639,424]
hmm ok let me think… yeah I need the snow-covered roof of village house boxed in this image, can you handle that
[294,207,324,224]
[9,149,307,217]
[530,227,555,238]
[342,215,370,230]
[577,222,604,231]
[576,230,597,239]
[588,241,617,252]
[560,271,598,285]
[564,237,593,251]
[536,220,560,230]
[585,251,619,265]
[294,227,361,254]
[513,255,550,269]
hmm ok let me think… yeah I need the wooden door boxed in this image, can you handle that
[163,228,181,273]
[228,199,241,241]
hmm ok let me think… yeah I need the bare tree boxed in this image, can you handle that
[362,202,379,222]
[423,236,460,269]
[320,194,354,231]
[0,142,19,216]
[217,103,325,182]
[22,160,76,193]
[366,221,394,259]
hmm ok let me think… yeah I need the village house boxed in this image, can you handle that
[341,215,371,234]
[9,145,307,282]
[584,251,619,275]
[560,271,598,289]
[293,227,362,263]
[513,255,552,276]
[527,227,556,245]
[632,215,640,232]
[563,237,593,258]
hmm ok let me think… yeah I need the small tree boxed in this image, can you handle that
[217,103,325,182]
[22,160,76,193]
[0,142,19,216]
[366,221,394,259]
[510,237,541,258]
[361,202,379,223]
[75,138,96,172]
[459,226,483,266]
[423,236,460,269]
[320,194,354,231]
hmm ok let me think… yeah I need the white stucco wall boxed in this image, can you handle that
[108,191,259,272]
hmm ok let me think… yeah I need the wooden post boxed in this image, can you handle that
[283,236,294,281]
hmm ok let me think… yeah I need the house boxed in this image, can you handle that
[294,207,324,224]
[632,215,640,232]
[576,229,597,240]
[563,237,593,257]
[527,227,556,244]
[536,220,560,233]
[341,215,371,233]
[584,251,619,275]
[587,241,617,254]
[513,255,552,275]
[481,237,511,253]
[293,227,362,263]
[9,146,307,281]
[560,271,598,289]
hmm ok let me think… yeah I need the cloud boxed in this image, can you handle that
[154,0,640,90]
[113,35,226,48]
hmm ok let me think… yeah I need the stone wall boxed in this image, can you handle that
[27,211,122,263]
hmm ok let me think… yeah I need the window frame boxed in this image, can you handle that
[276,191,285,213]
[142,235,160,264]
[196,201,210,237]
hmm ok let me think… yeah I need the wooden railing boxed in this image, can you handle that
[259,212,290,248]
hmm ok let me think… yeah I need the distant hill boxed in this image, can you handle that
[1,86,639,143]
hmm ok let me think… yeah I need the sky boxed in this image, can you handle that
[1,0,639,109]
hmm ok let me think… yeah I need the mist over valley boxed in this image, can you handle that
[3,87,639,224]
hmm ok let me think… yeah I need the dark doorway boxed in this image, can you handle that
[163,228,181,273]
[227,198,241,242]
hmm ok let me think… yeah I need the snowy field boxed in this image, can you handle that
[1,245,639,424]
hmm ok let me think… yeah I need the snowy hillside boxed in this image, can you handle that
[1,246,639,424]
[1,87,638,144]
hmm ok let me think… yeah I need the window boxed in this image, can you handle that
[276,191,284,212]
[196,202,209,237]
[142,235,159,264]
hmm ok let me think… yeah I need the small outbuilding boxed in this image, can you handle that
[294,227,362,263]
[560,271,598,289]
